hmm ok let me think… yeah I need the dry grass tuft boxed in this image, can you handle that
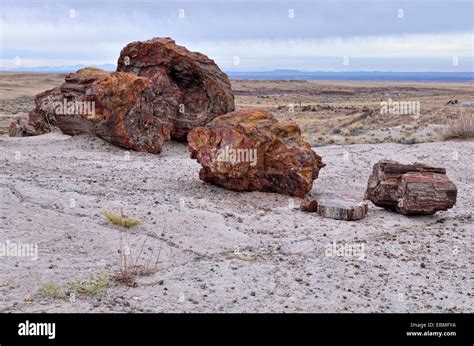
[104,211,141,228]
[113,233,162,287]
[444,111,474,139]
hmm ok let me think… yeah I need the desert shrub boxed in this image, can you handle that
[39,283,66,299]
[444,112,474,139]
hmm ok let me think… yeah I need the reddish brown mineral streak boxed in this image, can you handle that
[117,37,235,141]
[10,68,172,154]
[365,160,457,215]
[188,109,325,197]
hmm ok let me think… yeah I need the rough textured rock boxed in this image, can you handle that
[9,116,40,137]
[10,68,173,154]
[365,160,457,215]
[187,108,325,197]
[301,194,368,221]
[300,197,318,212]
[9,87,61,137]
[397,172,458,215]
[117,37,235,141]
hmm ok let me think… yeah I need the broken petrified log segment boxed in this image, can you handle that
[117,37,235,141]
[396,172,457,215]
[10,67,173,154]
[9,116,41,137]
[8,87,62,137]
[301,194,368,221]
[365,160,457,215]
[187,108,325,198]
[300,197,318,212]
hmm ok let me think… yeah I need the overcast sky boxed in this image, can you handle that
[0,0,472,71]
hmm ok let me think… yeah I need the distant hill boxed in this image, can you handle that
[0,66,472,82]
[226,70,474,82]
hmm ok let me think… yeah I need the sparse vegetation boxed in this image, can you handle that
[104,211,141,228]
[38,283,66,299]
[397,136,417,145]
[39,272,110,300]
[68,271,110,297]
[349,126,364,136]
[403,137,417,145]
[444,112,474,139]
[113,233,162,287]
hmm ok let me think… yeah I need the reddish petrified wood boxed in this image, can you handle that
[117,37,235,141]
[10,67,173,154]
[365,160,457,215]
[300,197,319,212]
[187,108,325,198]
[396,172,457,215]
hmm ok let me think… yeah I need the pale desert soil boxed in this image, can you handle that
[0,133,472,313]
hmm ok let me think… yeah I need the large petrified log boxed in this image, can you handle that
[117,37,235,141]
[10,67,173,154]
[187,108,325,197]
[365,160,457,215]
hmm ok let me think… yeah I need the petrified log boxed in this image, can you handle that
[187,108,325,198]
[117,37,235,141]
[396,172,457,215]
[301,194,368,221]
[365,160,457,215]
[10,67,173,154]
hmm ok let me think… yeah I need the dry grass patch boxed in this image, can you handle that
[38,283,66,299]
[68,271,110,297]
[104,211,141,228]
[444,111,474,139]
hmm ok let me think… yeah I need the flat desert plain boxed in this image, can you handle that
[0,73,472,312]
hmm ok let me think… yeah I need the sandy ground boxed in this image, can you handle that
[1,132,472,313]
